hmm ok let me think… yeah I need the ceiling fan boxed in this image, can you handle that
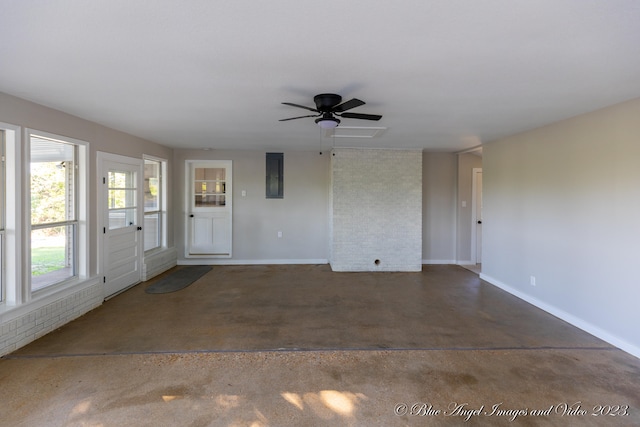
[280,93,382,128]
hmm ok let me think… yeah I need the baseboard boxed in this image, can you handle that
[178,258,329,266]
[422,259,457,265]
[480,273,640,360]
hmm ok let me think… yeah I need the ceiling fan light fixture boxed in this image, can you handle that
[315,117,340,129]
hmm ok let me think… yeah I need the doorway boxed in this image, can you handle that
[98,152,143,298]
[185,160,232,258]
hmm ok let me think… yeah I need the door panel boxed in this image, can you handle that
[186,161,232,257]
[99,153,143,298]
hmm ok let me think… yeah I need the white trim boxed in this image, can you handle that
[26,129,90,297]
[142,155,168,251]
[470,167,482,264]
[422,259,457,265]
[0,123,22,306]
[178,258,329,266]
[480,273,640,360]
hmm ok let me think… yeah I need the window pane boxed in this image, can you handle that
[30,138,76,224]
[109,171,132,188]
[108,168,137,230]
[144,160,160,212]
[109,208,137,230]
[195,167,225,181]
[144,212,160,251]
[0,234,3,302]
[108,189,136,209]
[31,225,75,290]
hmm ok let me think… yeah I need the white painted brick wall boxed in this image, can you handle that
[330,148,422,271]
[0,282,103,356]
[142,247,177,281]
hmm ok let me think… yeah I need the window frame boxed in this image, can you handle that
[143,155,167,253]
[0,130,5,302]
[26,129,89,297]
[0,122,21,306]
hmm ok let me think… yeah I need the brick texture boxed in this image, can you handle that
[330,148,422,271]
[0,283,102,356]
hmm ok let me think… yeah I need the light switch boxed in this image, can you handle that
[241,190,246,197]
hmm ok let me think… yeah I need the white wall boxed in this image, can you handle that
[330,148,422,272]
[173,149,330,264]
[481,97,640,358]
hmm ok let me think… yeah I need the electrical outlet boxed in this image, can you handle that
[277,231,283,238]
[530,276,536,286]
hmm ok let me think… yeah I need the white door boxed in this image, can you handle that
[99,153,143,298]
[186,160,232,257]
[473,168,483,264]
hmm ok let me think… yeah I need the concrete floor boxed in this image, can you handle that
[1,264,639,426]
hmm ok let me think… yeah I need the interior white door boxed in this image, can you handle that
[100,154,143,297]
[186,160,232,257]
[474,170,483,264]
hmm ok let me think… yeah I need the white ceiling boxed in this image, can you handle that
[2,1,640,152]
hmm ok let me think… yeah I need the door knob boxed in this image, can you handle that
[477,220,482,224]
[190,214,194,218]
[137,226,142,230]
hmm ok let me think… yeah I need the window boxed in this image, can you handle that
[0,130,5,301]
[143,157,166,252]
[29,131,87,291]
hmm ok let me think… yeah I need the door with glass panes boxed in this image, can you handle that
[99,153,143,297]
[186,160,232,257]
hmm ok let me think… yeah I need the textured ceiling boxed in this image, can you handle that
[1,1,640,152]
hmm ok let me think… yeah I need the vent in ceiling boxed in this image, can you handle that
[323,126,387,138]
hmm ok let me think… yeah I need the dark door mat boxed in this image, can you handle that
[145,266,212,294]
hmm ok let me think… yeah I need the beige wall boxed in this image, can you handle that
[173,149,330,263]
[422,152,457,263]
[482,97,640,357]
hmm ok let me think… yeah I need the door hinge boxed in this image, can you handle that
[103,227,106,234]
[103,276,106,283]
[103,177,106,184]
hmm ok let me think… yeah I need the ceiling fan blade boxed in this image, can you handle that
[279,114,321,121]
[340,112,382,121]
[282,102,318,112]
[333,98,365,112]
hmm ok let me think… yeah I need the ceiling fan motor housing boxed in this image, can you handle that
[314,93,342,112]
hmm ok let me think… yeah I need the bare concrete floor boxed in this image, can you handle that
[1,265,639,426]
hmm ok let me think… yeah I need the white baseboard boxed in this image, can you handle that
[422,259,457,265]
[178,258,329,266]
[480,273,640,360]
